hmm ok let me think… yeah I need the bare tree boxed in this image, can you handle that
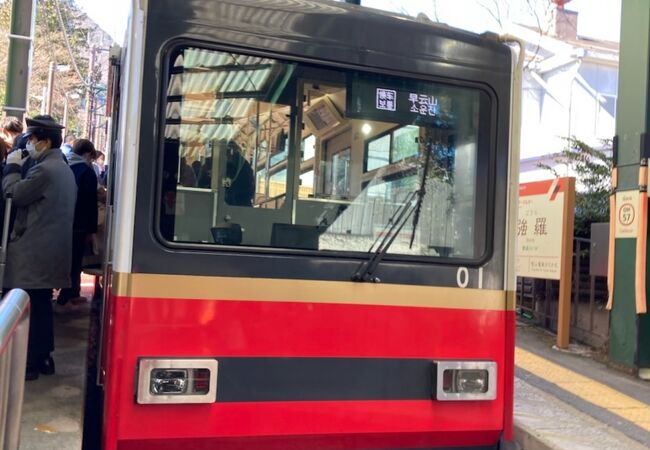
[472,0,555,71]
[475,0,554,34]
[525,0,555,35]
[478,0,510,29]
[388,0,410,16]
[0,0,96,134]
[431,0,441,22]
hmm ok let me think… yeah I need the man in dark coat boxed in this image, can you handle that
[3,115,76,380]
[57,139,98,305]
[224,141,254,206]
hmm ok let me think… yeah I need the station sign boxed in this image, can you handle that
[516,178,574,280]
[517,177,576,348]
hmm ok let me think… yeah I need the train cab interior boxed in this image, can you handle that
[160,46,490,260]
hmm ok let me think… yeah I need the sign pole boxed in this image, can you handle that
[3,0,37,118]
[557,178,576,348]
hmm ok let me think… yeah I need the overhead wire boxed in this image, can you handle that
[53,0,92,89]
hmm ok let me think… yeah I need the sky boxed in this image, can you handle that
[363,0,621,42]
[74,0,129,43]
[74,0,621,45]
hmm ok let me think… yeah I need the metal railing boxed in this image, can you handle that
[256,192,286,209]
[0,289,30,450]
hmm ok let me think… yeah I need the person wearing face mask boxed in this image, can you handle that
[57,139,98,306]
[2,114,76,380]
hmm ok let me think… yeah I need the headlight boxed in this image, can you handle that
[137,358,218,404]
[434,360,496,401]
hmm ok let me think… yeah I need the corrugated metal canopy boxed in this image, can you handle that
[165,48,279,143]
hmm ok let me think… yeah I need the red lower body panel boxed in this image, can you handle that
[116,431,501,450]
[101,294,514,449]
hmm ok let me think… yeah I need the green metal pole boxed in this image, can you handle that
[3,0,37,119]
[609,0,650,372]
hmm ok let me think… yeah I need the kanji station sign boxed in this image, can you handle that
[516,178,575,280]
[516,177,575,348]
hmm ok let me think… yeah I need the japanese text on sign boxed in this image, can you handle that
[516,180,567,280]
[517,217,549,237]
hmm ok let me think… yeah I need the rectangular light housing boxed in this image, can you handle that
[434,360,496,401]
[137,358,218,404]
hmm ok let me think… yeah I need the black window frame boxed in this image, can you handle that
[153,40,498,268]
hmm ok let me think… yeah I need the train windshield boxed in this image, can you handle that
[159,46,492,260]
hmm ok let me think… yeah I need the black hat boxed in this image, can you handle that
[24,115,64,137]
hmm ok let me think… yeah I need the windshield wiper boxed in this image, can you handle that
[409,140,434,248]
[351,141,433,283]
[351,190,418,282]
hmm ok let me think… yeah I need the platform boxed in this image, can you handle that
[18,279,93,450]
[514,322,650,449]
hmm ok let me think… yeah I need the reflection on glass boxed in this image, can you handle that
[302,135,316,160]
[300,170,314,198]
[392,125,419,162]
[269,169,287,197]
[256,168,267,200]
[366,134,390,171]
[270,131,289,166]
[331,149,350,198]
[160,46,488,259]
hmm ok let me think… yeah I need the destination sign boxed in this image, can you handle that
[346,73,476,127]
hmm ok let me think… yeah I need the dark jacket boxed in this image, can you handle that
[10,133,28,152]
[68,153,98,234]
[225,156,255,206]
[2,148,77,289]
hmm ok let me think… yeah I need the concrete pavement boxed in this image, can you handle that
[514,322,650,449]
[18,292,90,449]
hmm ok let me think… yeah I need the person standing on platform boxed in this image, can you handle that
[57,139,98,306]
[61,134,75,156]
[1,117,23,150]
[2,115,76,380]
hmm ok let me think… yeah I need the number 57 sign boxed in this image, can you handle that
[615,191,639,238]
